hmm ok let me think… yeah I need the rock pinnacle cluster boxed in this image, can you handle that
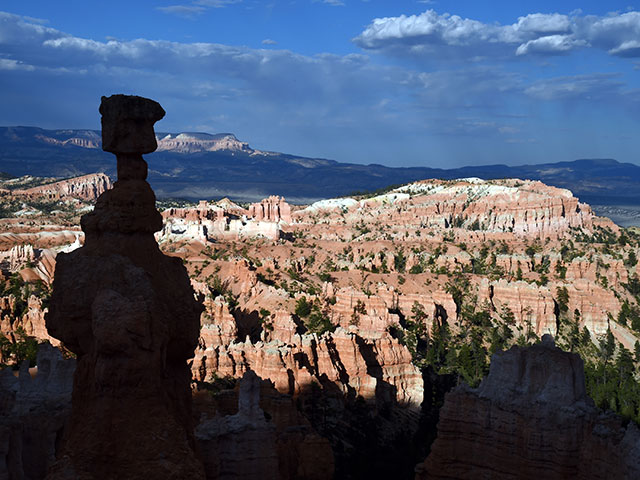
[45,95,205,479]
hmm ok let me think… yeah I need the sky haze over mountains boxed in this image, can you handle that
[1,1,639,168]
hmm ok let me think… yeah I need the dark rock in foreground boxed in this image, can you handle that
[0,344,74,479]
[0,345,335,479]
[45,95,204,479]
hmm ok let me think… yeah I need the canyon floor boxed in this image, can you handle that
[2,173,640,478]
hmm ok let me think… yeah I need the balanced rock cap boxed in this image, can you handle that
[100,94,166,154]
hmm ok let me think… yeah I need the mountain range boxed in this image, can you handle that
[1,126,639,206]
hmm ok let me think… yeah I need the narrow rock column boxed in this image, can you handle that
[45,95,205,479]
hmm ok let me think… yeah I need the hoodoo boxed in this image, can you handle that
[416,335,640,479]
[45,95,205,479]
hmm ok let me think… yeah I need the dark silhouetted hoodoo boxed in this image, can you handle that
[45,95,205,479]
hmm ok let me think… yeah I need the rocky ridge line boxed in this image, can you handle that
[12,173,112,202]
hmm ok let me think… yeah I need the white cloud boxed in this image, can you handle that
[157,5,207,18]
[511,13,571,35]
[262,39,277,45]
[353,11,497,49]
[21,15,49,25]
[524,73,624,100]
[0,58,35,71]
[353,11,572,50]
[354,9,640,59]
[515,34,587,55]
[609,40,640,56]
[0,11,65,44]
[158,0,242,17]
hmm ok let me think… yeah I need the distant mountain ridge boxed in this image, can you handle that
[156,132,250,154]
[1,126,639,205]
[0,126,254,154]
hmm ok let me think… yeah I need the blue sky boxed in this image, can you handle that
[1,1,639,168]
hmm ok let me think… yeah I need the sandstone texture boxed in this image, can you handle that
[479,279,557,335]
[417,336,640,479]
[193,325,423,408]
[391,179,602,240]
[0,294,59,350]
[157,197,292,242]
[45,95,204,479]
[249,196,292,223]
[13,173,112,202]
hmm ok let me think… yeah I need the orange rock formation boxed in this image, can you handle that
[249,196,292,223]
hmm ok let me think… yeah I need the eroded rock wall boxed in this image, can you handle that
[14,173,112,202]
[417,336,640,479]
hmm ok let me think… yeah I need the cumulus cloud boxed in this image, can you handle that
[511,12,571,35]
[354,9,640,59]
[575,12,640,54]
[353,11,571,50]
[354,11,496,49]
[262,39,277,45]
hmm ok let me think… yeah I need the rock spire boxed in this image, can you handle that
[45,95,205,479]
